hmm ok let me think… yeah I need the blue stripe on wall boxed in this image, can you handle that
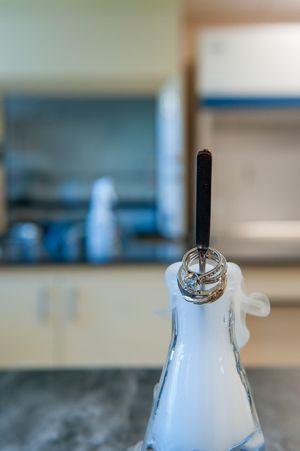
[200,97,300,109]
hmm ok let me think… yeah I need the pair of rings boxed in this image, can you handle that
[177,247,227,304]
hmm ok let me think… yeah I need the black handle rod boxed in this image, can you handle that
[195,149,212,273]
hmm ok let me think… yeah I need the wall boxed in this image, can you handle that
[0,0,181,94]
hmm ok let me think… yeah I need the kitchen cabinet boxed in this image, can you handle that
[0,272,55,367]
[198,24,300,98]
[63,267,169,367]
[0,264,299,368]
[0,266,169,368]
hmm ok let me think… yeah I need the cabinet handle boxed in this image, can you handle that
[65,287,79,322]
[36,287,50,322]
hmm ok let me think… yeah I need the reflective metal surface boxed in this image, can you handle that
[177,246,227,303]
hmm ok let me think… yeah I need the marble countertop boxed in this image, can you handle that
[0,368,299,451]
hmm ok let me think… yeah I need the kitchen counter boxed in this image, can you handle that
[0,233,185,266]
[0,369,299,451]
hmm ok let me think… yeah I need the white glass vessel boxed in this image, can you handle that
[131,257,270,451]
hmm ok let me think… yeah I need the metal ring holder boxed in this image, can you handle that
[177,150,228,304]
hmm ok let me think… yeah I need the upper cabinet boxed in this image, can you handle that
[197,24,300,99]
[0,1,181,94]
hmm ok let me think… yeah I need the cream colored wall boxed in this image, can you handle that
[0,0,181,94]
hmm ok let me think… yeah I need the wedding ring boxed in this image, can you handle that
[177,247,227,304]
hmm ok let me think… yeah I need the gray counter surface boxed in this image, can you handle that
[0,368,299,451]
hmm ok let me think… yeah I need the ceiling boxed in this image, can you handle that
[185,0,300,22]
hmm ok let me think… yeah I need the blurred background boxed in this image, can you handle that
[0,0,300,368]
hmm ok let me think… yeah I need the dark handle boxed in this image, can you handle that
[196,149,212,252]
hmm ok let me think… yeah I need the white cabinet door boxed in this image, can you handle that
[198,24,300,97]
[63,266,170,367]
[0,272,54,367]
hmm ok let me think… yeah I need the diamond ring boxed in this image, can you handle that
[177,247,227,304]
